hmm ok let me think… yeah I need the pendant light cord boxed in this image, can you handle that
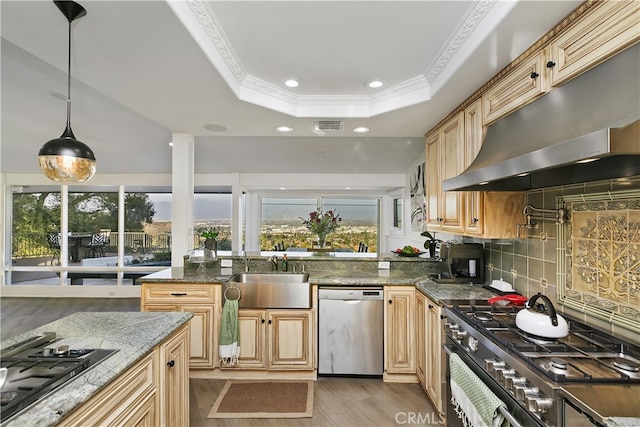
[66,18,72,128]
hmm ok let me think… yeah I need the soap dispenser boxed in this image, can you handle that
[281,254,288,272]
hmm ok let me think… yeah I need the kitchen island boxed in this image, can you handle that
[0,311,192,427]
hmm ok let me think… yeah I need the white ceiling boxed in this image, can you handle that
[0,0,582,176]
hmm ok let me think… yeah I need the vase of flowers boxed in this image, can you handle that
[301,208,342,248]
[199,228,219,253]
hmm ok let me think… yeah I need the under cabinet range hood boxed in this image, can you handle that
[442,44,640,192]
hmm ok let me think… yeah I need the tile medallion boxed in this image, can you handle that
[560,191,640,333]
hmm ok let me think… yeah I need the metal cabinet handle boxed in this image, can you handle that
[170,293,187,296]
[167,360,175,367]
[388,299,393,304]
[530,71,539,79]
[546,61,556,68]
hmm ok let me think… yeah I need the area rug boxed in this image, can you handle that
[207,380,314,419]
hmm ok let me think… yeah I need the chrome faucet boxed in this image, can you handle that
[243,252,250,272]
[270,255,278,272]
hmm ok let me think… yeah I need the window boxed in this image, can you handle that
[260,197,379,252]
[393,197,403,229]
[193,193,233,251]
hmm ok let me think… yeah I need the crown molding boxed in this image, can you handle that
[180,0,493,117]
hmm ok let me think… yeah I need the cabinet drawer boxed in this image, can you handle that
[142,283,216,303]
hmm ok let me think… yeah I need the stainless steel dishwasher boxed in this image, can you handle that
[318,287,384,376]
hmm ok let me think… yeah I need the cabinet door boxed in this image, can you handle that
[384,287,415,374]
[415,292,427,388]
[58,352,158,426]
[235,309,267,369]
[439,112,465,232]
[160,324,189,427]
[548,1,640,87]
[180,305,214,368]
[425,132,441,228]
[463,99,484,235]
[425,298,443,414]
[268,310,314,370]
[482,51,547,125]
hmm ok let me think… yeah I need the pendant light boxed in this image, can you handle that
[38,0,96,182]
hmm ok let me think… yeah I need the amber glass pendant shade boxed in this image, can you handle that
[38,0,96,182]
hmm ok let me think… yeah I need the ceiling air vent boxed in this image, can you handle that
[314,120,343,131]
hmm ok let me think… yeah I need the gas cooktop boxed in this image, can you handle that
[0,332,118,423]
[452,304,640,384]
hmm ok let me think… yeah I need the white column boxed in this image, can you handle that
[231,173,242,252]
[171,134,194,266]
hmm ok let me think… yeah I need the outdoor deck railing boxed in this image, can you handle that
[12,232,175,260]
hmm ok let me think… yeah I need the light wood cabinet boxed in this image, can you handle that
[462,99,484,236]
[425,295,444,415]
[462,98,527,238]
[425,112,465,233]
[160,324,190,426]
[482,51,547,125]
[228,309,315,371]
[415,292,427,386]
[425,131,441,229]
[141,283,219,369]
[59,324,189,427]
[547,0,640,87]
[384,286,415,375]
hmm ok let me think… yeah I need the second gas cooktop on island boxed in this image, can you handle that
[0,332,118,423]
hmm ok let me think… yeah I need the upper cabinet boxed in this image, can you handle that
[425,112,464,233]
[482,51,548,125]
[423,0,639,239]
[547,0,640,87]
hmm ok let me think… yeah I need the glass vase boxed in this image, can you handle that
[317,232,327,248]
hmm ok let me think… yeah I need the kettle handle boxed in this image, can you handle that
[527,293,559,326]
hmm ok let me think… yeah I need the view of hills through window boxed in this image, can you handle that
[261,198,378,252]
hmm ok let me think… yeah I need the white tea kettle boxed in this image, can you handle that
[515,293,569,338]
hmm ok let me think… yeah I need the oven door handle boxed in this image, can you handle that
[443,345,524,427]
[498,406,523,427]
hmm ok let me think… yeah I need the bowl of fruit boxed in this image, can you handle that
[393,246,425,257]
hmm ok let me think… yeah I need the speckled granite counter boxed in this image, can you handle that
[0,311,193,427]
[139,266,499,305]
[415,279,496,305]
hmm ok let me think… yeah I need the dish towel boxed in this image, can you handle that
[219,298,240,366]
[449,353,507,427]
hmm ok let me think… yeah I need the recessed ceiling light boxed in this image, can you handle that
[367,80,384,89]
[353,127,370,133]
[284,79,299,88]
[204,123,227,132]
[276,126,293,132]
[478,181,489,186]
[516,172,529,177]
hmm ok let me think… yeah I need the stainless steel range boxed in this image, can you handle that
[443,302,640,426]
[0,332,118,423]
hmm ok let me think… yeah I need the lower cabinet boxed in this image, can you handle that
[416,291,445,416]
[384,286,416,377]
[59,323,189,427]
[140,282,219,369]
[226,309,315,370]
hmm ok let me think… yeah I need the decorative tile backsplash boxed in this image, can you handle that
[561,192,640,331]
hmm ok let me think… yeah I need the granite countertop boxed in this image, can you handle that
[139,267,499,305]
[0,311,193,427]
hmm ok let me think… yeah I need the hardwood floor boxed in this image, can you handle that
[1,298,439,426]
